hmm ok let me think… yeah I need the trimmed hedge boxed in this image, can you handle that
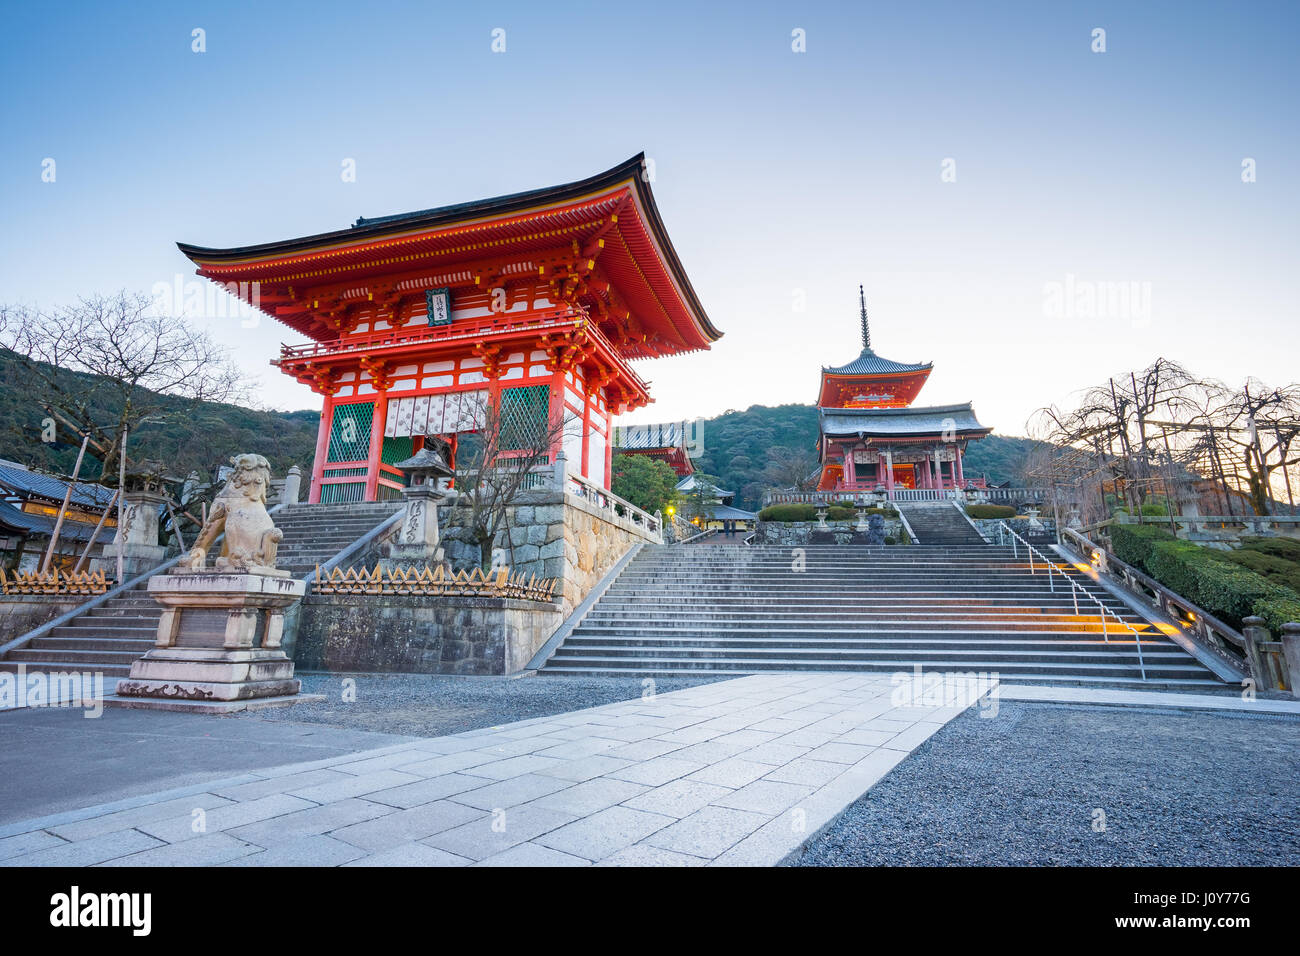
[1254,593,1300,635]
[965,504,1015,520]
[758,504,815,522]
[1130,537,1300,632]
[1210,547,1300,594]
[1109,523,1175,572]
[1239,535,1300,563]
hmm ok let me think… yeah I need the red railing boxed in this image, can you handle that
[275,305,648,394]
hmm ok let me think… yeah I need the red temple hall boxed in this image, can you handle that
[816,288,991,494]
[178,155,720,503]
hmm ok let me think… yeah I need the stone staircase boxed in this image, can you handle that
[0,502,401,680]
[899,501,986,545]
[539,541,1228,689]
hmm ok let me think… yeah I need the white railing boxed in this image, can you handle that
[1130,514,1300,535]
[995,520,1147,680]
[1060,526,1261,679]
[564,470,661,537]
[764,486,1047,506]
[453,454,661,539]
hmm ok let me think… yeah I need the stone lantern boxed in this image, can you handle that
[91,459,174,579]
[384,438,456,568]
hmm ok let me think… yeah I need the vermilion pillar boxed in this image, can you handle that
[955,444,965,486]
[603,408,613,490]
[309,394,335,504]
[363,394,387,500]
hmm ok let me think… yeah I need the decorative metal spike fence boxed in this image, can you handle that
[0,568,111,595]
[313,563,559,602]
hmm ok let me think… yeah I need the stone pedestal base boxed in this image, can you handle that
[111,571,308,710]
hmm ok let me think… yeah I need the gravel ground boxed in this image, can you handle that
[798,701,1300,867]
[237,671,726,738]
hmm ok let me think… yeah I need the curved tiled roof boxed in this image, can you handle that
[822,348,932,377]
[0,463,115,509]
[820,402,991,437]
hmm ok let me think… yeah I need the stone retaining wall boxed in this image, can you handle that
[752,518,905,547]
[0,595,86,642]
[295,593,562,676]
[438,490,660,618]
[287,491,658,674]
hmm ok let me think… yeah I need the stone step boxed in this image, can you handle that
[49,623,157,638]
[28,636,157,653]
[537,665,1226,691]
[76,614,160,627]
[579,611,1151,627]
[571,624,1159,640]
[542,654,1207,678]
[552,645,1188,665]
[5,647,150,666]
[0,660,132,678]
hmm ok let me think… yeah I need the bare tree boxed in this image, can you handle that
[0,291,248,482]
[1212,380,1300,516]
[1031,358,1300,518]
[763,444,820,493]
[453,390,574,570]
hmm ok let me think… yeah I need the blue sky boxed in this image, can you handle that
[2,0,1296,437]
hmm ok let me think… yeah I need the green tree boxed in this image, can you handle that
[610,454,679,514]
[683,472,721,524]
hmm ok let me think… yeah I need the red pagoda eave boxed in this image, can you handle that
[817,369,932,409]
[824,432,991,444]
[177,155,721,357]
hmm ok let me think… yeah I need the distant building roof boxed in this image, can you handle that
[675,474,733,498]
[820,402,991,438]
[613,421,698,451]
[0,463,115,510]
[0,501,98,541]
[708,504,757,521]
[822,348,933,377]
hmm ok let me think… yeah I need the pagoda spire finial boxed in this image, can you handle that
[859,284,871,351]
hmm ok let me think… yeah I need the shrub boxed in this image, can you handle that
[1253,592,1300,635]
[1239,536,1300,563]
[1145,539,1287,629]
[826,506,855,521]
[758,504,816,523]
[965,504,1015,520]
[1109,524,1175,573]
[1210,548,1300,594]
[884,535,897,545]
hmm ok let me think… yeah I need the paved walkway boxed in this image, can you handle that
[0,674,966,867]
[0,707,416,825]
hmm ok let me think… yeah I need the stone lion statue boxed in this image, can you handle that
[187,454,284,573]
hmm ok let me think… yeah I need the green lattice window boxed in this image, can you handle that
[321,482,366,504]
[381,436,414,465]
[327,402,373,463]
[499,385,550,452]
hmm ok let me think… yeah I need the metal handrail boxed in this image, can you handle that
[995,519,1147,680]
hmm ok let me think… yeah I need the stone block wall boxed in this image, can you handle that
[295,593,562,676]
[287,490,658,675]
[752,518,905,547]
[0,595,86,643]
[438,490,660,617]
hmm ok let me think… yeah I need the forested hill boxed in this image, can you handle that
[689,403,1048,511]
[0,352,1042,507]
[0,349,319,482]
